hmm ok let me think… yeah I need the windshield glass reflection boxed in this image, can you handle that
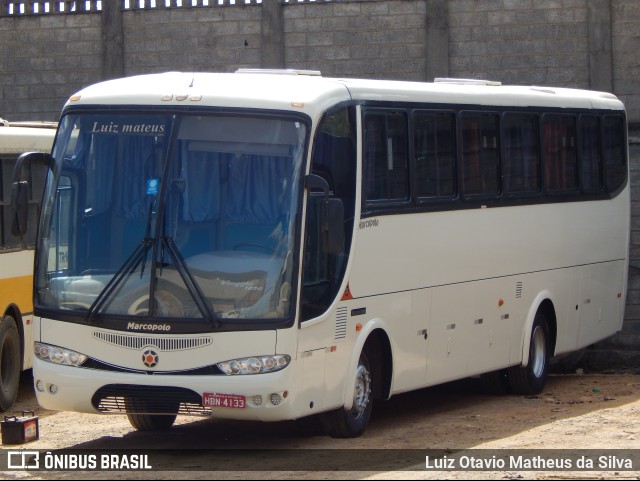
[37,113,306,324]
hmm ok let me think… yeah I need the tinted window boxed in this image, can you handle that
[363,111,409,203]
[414,111,456,200]
[579,115,603,193]
[543,115,578,193]
[503,113,540,195]
[461,113,500,196]
[603,115,626,193]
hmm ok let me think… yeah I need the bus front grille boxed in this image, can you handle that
[93,331,213,351]
[91,384,211,416]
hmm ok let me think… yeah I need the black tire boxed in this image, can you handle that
[508,311,551,395]
[125,397,177,431]
[127,413,177,431]
[0,316,21,412]
[323,349,373,438]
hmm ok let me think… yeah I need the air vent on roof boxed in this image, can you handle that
[434,78,502,86]
[236,68,322,76]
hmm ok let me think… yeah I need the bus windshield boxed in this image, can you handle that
[36,112,307,326]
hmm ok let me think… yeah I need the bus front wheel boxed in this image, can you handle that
[323,349,373,438]
[127,412,177,431]
[125,398,177,431]
[0,316,21,412]
[508,312,551,395]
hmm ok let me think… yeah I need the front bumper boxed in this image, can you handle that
[33,356,299,422]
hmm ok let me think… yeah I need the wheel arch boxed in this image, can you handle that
[364,328,393,402]
[520,294,557,368]
[343,320,393,409]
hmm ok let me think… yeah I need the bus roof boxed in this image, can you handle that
[64,71,625,118]
[0,121,56,154]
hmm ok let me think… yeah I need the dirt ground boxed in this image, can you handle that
[0,368,639,480]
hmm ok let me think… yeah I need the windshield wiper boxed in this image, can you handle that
[162,237,219,328]
[86,237,154,323]
[87,203,155,323]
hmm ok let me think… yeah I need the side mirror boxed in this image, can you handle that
[304,174,345,255]
[11,152,53,236]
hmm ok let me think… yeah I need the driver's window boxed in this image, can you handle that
[48,176,73,272]
[301,106,357,321]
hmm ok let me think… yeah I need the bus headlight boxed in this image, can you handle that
[217,355,290,375]
[34,343,88,367]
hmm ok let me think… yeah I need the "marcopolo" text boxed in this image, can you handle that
[127,322,171,332]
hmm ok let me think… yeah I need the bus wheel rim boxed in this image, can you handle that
[531,326,546,378]
[351,362,371,418]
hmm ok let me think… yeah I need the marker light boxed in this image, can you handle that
[34,342,87,367]
[217,355,291,376]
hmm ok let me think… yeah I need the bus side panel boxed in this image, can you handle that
[576,260,627,351]
[426,280,513,386]
[510,261,627,365]
[350,292,428,395]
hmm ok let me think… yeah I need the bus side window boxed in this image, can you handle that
[579,115,603,194]
[543,114,578,194]
[1,157,23,249]
[48,176,73,272]
[603,115,627,194]
[363,110,409,204]
[461,112,500,197]
[414,111,456,201]
[503,113,541,195]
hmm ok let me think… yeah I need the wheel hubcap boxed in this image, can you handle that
[351,361,371,418]
[531,326,546,378]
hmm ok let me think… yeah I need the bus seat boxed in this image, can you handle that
[179,226,214,259]
[221,221,285,254]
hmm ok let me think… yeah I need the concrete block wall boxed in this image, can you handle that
[282,1,427,80]
[122,5,264,77]
[0,11,103,119]
[612,0,640,124]
[447,0,591,88]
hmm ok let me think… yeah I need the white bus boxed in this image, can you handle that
[16,71,628,437]
[0,118,55,410]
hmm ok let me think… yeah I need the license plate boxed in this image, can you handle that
[202,393,246,409]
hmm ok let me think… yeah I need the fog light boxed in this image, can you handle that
[270,393,283,406]
[251,395,263,407]
[35,380,44,392]
[49,384,58,395]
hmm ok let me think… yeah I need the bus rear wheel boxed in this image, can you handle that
[323,349,373,438]
[0,316,21,412]
[508,312,551,395]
